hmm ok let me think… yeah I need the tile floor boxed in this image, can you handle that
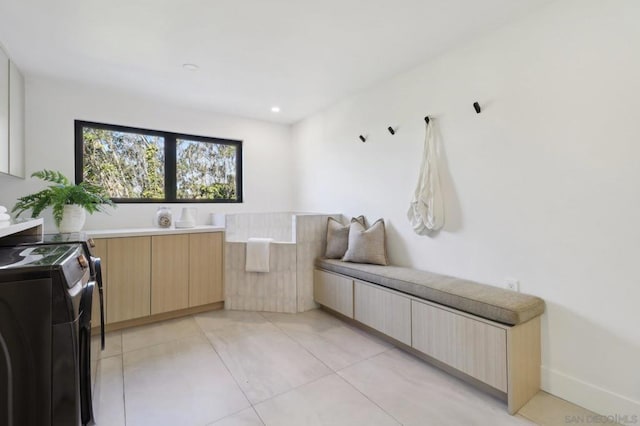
[91,309,600,426]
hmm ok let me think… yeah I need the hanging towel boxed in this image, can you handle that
[245,238,273,272]
[407,119,444,234]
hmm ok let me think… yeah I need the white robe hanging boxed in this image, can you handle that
[407,120,444,234]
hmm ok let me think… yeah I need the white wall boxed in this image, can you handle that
[0,76,294,230]
[292,0,640,417]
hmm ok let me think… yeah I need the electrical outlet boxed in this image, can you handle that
[505,278,520,292]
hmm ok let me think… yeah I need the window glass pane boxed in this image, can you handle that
[82,127,165,199]
[176,139,237,200]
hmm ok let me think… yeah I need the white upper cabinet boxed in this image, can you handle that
[0,44,25,179]
[0,46,8,175]
[9,60,25,178]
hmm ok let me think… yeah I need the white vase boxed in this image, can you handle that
[58,205,87,233]
[175,207,196,228]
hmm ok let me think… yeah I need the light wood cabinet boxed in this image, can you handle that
[91,239,108,326]
[189,232,223,307]
[95,231,224,326]
[506,317,541,414]
[0,46,8,174]
[313,269,353,318]
[354,280,411,345]
[314,267,541,414]
[411,300,508,392]
[0,46,25,178]
[151,235,189,314]
[106,236,151,323]
[8,60,24,178]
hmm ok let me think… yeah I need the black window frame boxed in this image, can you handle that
[74,120,243,204]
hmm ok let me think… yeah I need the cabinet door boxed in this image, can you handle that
[313,269,353,318]
[411,300,507,392]
[91,238,108,326]
[354,280,411,345]
[189,233,223,307]
[0,47,8,174]
[151,234,189,314]
[8,60,24,178]
[106,237,151,323]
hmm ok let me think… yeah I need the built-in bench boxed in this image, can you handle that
[314,258,545,414]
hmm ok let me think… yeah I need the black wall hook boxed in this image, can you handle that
[473,102,481,114]
[359,135,366,143]
[387,126,396,135]
[424,116,430,124]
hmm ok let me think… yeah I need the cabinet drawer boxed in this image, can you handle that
[314,270,353,318]
[354,280,411,345]
[411,300,507,392]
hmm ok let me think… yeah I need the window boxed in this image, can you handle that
[75,121,242,203]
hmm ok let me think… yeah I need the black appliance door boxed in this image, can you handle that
[78,281,95,426]
[0,278,52,426]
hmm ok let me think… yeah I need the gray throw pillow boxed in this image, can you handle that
[325,216,365,259]
[342,219,388,265]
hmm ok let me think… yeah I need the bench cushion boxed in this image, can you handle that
[316,259,544,326]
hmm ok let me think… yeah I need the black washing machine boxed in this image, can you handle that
[1,232,105,351]
[0,243,94,426]
[1,232,105,425]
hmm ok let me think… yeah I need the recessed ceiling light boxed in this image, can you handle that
[182,63,199,71]
[271,106,281,113]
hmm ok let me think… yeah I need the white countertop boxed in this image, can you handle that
[0,218,44,239]
[226,239,295,245]
[86,225,224,238]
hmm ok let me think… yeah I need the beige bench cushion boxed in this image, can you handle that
[316,259,544,326]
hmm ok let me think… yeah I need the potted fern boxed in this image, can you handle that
[13,170,115,232]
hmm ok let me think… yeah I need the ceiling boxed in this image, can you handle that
[0,0,550,124]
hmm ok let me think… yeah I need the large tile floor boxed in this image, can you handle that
[91,309,599,426]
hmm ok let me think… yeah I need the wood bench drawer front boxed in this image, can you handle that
[411,300,508,392]
[314,270,354,318]
[354,281,411,345]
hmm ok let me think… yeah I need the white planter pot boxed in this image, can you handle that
[58,205,86,233]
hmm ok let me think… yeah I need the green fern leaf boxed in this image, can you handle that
[14,169,115,226]
[31,169,70,185]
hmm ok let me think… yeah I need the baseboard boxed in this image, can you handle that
[93,301,224,333]
[542,366,640,419]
